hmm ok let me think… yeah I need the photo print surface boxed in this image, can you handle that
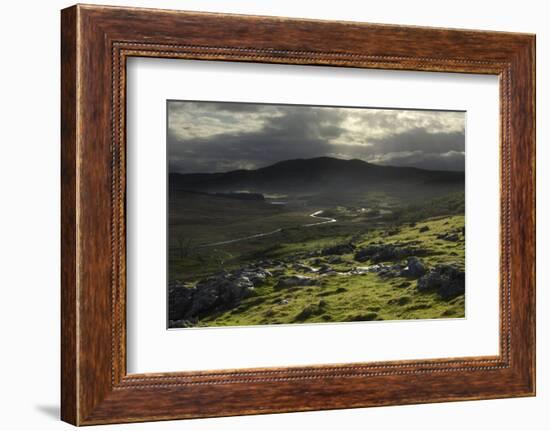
[167,100,466,329]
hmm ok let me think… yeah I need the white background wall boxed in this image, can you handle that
[0,0,546,429]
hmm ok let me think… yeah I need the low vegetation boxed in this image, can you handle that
[168,188,466,328]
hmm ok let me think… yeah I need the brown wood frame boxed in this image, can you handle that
[61,4,536,426]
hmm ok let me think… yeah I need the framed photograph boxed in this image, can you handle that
[165,100,467,329]
[61,4,535,425]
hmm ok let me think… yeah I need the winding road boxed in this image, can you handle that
[303,210,337,227]
[198,210,337,248]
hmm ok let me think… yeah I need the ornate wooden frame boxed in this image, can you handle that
[61,4,535,426]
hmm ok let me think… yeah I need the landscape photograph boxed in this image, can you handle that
[167,100,466,329]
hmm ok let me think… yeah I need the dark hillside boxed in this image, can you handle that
[169,157,464,193]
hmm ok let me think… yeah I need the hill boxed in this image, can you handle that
[169,157,464,194]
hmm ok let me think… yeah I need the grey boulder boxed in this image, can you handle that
[417,264,465,299]
[189,273,255,317]
[167,280,194,321]
[400,257,427,278]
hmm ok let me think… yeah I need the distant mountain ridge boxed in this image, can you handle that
[169,157,464,193]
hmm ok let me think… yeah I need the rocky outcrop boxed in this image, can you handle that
[348,265,383,275]
[168,281,194,321]
[347,257,426,280]
[400,257,427,278]
[377,263,405,278]
[354,243,425,263]
[437,232,460,242]
[187,272,255,317]
[168,267,273,324]
[326,256,345,264]
[292,263,317,273]
[348,263,402,278]
[317,263,334,274]
[417,264,465,299]
[239,267,272,285]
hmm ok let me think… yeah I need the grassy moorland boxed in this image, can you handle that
[167,158,465,328]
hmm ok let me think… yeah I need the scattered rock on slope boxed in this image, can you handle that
[354,243,424,263]
[188,272,255,317]
[400,256,427,278]
[417,264,465,299]
[168,280,194,321]
[168,267,273,323]
[437,232,460,242]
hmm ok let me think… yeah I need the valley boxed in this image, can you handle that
[167,157,466,328]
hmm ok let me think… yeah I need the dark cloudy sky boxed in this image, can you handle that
[167,100,465,174]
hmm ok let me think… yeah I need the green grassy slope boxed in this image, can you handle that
[195,214,465,327]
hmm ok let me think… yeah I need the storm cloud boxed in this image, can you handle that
[167,101,465,174]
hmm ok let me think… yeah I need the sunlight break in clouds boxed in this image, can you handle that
[167,100,465,174]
